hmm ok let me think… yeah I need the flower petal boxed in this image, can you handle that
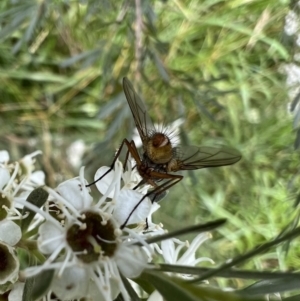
[115,245,148,278]
[0,220,21,246]
[95,167,116,198]
[20,150,42,174]
[147,290,163,301]
[0,151,9,163]
[161,239,176,264]
[8,282,25,301]
[38,222,64,254]
[88,277,120,301]
[29,171,45,186]
[177,233,211,265]
[51,267,89,300]
[113,189,151,226]
[0,168,10,190]
[57,178,92,210]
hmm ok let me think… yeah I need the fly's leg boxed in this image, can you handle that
[120,174,183,229]
[86,139,139,187]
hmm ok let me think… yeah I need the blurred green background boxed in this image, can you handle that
[1,0,299,291]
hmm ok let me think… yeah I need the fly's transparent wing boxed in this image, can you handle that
[123,77,154,145]
[172,146,241,171]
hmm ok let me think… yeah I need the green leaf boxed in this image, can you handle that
[31,270,55,301]
[21,188,49,232]
[141,270,266,301]
[59,48,103,68]
[144,219,226,245]
[22,275,35,301]
[141,271,200,301]
[131,277,155,295]
[23,269,54,301]
[240,278,300,295]
[119,274,141,301]
[283,294,300,301]
[157,264,300,281]
[22,255,37,301]
[0,70,67,83]
[192,225,300,283]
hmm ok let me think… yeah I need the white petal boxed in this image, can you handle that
[57,178,92,210]
[177,233,211,265]
[38,222,64,254]
[115,245,147,278]
[67,139,86,168]
[161,239,176,264]
[0,220,21,246]
[13,191,31,204]
[20,151,42,174]
[29,171,45,186]
[113,189,151,226]
[0,168,10,190]
[88,277,120,301]
[0,151,9,163]
[147,290,163,301]
[122,162,141,189]
[95,167,115,198]
[8,282,25,301]
[147,202,160,225]
[51,267,89,300]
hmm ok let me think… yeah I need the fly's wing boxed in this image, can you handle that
[123,77,154,146]
[172,146,241,171]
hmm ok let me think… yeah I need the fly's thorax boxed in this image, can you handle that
[167,158,181,172]
[146,133,173,164]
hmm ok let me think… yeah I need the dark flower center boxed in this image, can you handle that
[66,211,117,263]
[0,243,18,278]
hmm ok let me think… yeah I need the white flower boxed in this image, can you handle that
[0,163,26,223]
[0,150,46,296]
[21,166,153,301]
[0,150,44,224]
[161,233,213,268]
[147,233,213,301]
[31,209,149,301]
[94,159,152,228]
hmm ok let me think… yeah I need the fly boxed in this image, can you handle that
[87,77,241,228]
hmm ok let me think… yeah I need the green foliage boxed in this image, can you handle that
[21,188,49,232]
[1,0,299,299]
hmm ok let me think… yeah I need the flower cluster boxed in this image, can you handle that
[0,150,213,301]
[0,150,44,295]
